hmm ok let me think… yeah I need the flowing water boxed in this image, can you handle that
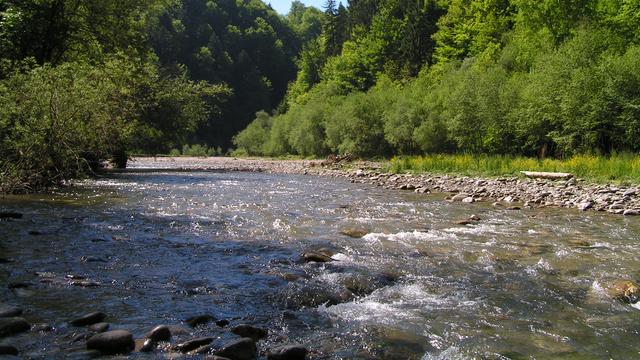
[1,169,639,359]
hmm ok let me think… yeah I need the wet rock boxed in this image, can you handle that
[205,356,232,360]
[71,280,100,287]
[462,196,474,203]
[456,219,475,225]
[80,256,107,263]
[469,214,482,221]
[86,330,134,355]
[174,337,214,353]
[0,305,23,318]
[167,324,190,335]
[66,274,87,280]
[0,317,30,337]
[216,319,230,327]
[623,209,640,216]
[145,325,171,342]
[578,202,593,211]
[568,239,591,247]
[7,282,31,289]
[302,252,332,263]
[216,338,257,360]
[67,349,103,359]
[451,193,470,202]
[88,323,109,333]
[0,345,19,355]
[139,338,156,353]
[342,272,395,297]
[0,212,22,219]
[506,206,521,210]
[266,345,308,360]
[71,312,106,326]
[186,314,215,328]
[607,280,640,304]
[231,324,268,340]
[339,228,368,238]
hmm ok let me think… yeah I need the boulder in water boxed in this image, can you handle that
[607,280,640,304]
[186,314,215,327]
[0,345,18,355]
[339,228,368,238]
[86,330,134,355]
[302,252,332,263]
[71,312,106,326]
[88,322,109,333]
[145,325,171,342]
[0,305,22,318]
[230,324,268,340]
[0,317,30,337]
[266,345,308,360]
[216,338,257,360]
[174,337,214,353]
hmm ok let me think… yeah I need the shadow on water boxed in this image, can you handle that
[1,170,640,359]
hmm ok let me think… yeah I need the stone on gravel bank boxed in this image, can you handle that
[0,317,30,337]
[216,338,257,360]
[86,330,134,354]
[267,345,308,360]
[71,312,106,326]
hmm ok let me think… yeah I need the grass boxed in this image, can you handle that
[385,153,640,184]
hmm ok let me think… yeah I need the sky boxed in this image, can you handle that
[263,0,344,15]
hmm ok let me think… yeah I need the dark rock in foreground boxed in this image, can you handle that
[174,337,214,353]
[139,338,156,353]
[71,312,106,326]
[230,324,268,340]
[0,212,22,219]
[0,345,19,355]
[0,317,30,337]
[267,345,308,360]
[88,322,109,333]
[186,314,215,327]
[216,338,257,360]
[0,305,23,318]
[86,330,134,355]
[145,325,171,342]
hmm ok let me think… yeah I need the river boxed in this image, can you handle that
[1,167,639,359]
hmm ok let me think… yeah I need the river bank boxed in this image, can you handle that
[129,157,640,216]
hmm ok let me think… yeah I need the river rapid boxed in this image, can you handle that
[1,166,639,359]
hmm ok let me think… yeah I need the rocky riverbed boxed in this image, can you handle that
[129,157,640,216]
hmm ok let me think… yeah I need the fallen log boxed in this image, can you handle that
[520,171,574,180]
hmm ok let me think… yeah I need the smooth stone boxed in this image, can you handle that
[0,345,19,355]
[7,282,31,289]
[216,338,257,360]
[145,325,171,342]
[469,214,482,221]
[461,196,474,203]
[86,330,134,355]
[88,322,109,333]
[80,256,107,263]
[451,193,470,202]
[139,338,156,353]
[339,228,368,238]
[578,202,593,211]
[230,324,268,340]
[302,252,332,263]
[0,306,23,318]
[0,212,22,219]
[174,337,214,353]
[216,319,230,327]
[205,356,232,360]
[71,312,106,326]
[0,317,30,337]
[186,314,215,328]
[607,280,640,304]
[267,345,308,360]
[71,280,100,287]
[623,209,640,216]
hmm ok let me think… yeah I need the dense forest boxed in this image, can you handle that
[234,0,640,159]
[1,0,639,192]
[0,0,306,192]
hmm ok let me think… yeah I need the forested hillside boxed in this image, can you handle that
[0,0,303,192]
[234,0,640,159]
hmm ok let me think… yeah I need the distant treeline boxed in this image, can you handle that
[0,0,307,192]
[234,0,640,159]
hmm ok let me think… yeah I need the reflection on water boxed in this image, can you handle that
[1,170,640,359]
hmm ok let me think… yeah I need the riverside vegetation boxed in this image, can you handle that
[234,0,640,166]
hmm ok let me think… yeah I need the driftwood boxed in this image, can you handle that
[520,171,574,180]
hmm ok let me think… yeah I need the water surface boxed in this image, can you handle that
[1,170,639,359]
